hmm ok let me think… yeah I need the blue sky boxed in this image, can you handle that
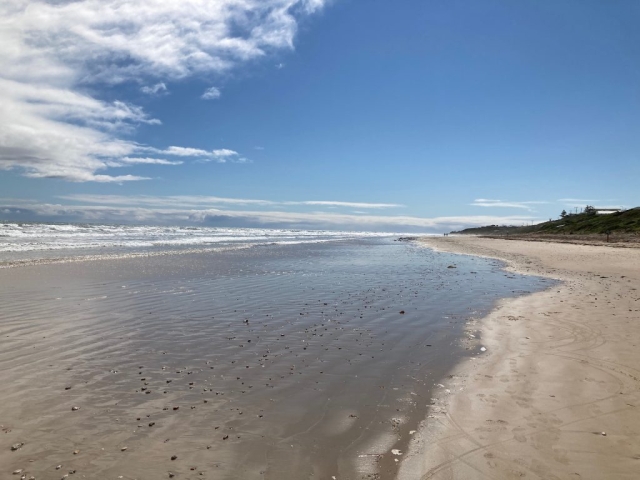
[0,0,638,232]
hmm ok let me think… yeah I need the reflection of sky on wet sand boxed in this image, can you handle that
[0,238,553,479]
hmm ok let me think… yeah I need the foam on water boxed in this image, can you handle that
[0,222,399,263]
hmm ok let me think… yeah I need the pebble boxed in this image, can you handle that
[11,442,24,451]
[71,406,80,411]
[171,455,177,461]
[121,447,128,451]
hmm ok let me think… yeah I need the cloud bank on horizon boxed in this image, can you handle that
[0,194,542,233]
[0,0,327,182]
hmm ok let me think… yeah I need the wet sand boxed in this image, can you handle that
[0,239,547,479]
[404,236,640,479]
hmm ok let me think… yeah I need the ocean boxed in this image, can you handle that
[0,222,394,264]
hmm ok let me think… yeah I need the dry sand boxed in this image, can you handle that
[400,236,640,479]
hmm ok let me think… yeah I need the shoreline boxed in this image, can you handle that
[1,239,545,479]
[399,236,640,479]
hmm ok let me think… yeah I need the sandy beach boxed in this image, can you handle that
[402,236,640,479]
[0,239,549,479]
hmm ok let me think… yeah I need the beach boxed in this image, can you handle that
[402,236,640,479]
[0,236,548,479]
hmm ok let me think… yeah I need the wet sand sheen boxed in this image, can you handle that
[0,239,550,479]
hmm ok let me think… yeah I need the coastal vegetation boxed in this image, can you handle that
[452,207,640,236]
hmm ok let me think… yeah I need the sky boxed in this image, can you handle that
[0,0,638,232]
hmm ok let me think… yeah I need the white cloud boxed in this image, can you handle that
[61,194,276,207]
[107,157,183,167]
[212,149,238,157]
[557,198,600,203]
[141,83,168,95]
[155,146,216,157]
[295,201,403,208]
[1,198,539,232]
[0,0,328,182]
[138,146,241,163]
[59,194,404,209]
[471,199,548,211]
[201,86,221,100]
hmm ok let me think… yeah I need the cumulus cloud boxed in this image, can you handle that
[0,0,327,182]
[201,87,222,100]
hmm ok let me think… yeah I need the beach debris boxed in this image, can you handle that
[480,347,487,352]
[391,449,402,456]
[11,442,24,451]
